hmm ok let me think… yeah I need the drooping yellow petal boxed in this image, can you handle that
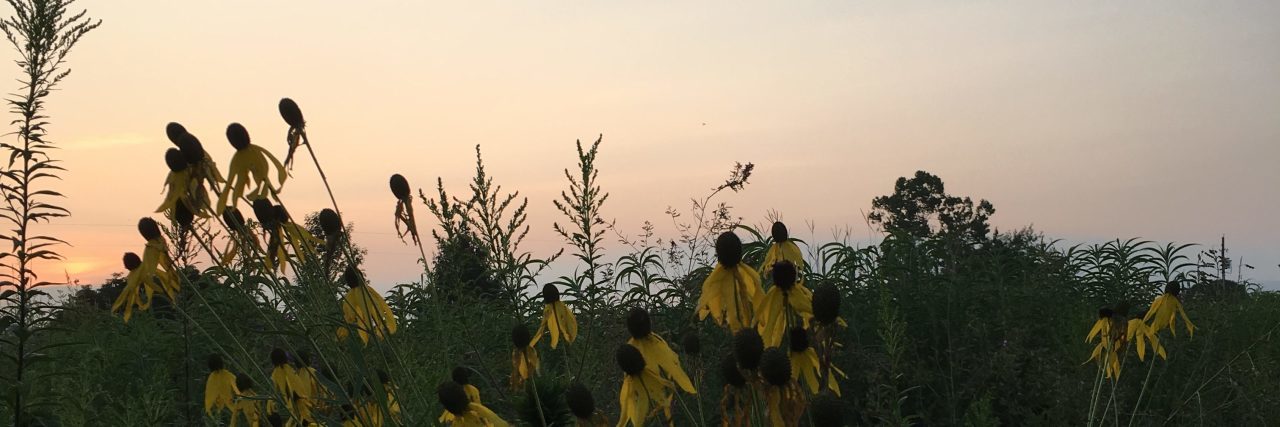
[204,369,239,415]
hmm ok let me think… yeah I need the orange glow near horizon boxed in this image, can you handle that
[2,1,1276,289]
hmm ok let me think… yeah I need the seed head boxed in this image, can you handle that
[235,373,254,391]
[437,381,470,415]
[720,355,746,388]
[788,326,810,353]
[177,133,205,165]
[318,209,342,236]
[812,283,841,325]
[542,283,560,304]
[164,148,187,172]
[138,217,163,241]
[222,208,246,231]
[511,323,532,348]
[680,331,701,356]
[270,348,288,366]
[760,348,791,386]
[123,252,142,271]
[226,123,251,150]
[377,369,390,385]
[1165,281,1182,297]
[810,393,845,427]
[278,98,305,129]
[616,343,646,376]
[771,221,789,242]
[733,328,764,370]
[451,366,471,385]
[207,354,224,371]
[343,266,365,289]
[715,232,743,267]
[1098,307,1114,319]
[626,307,652,339]
[389,174,411,201]
[174,203,194,229]
[565,381,596,420]
[165,122,188,145]
[772,260,797,291]
[251,199,277,228]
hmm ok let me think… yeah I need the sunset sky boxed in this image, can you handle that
[7,1,1278,289]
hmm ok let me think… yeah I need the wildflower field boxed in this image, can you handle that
[2,1,1279,426]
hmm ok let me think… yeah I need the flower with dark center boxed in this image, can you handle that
[715,231,743,267]
[1086,306,1123,379]
[389,174,411,201]
[616,344,646,376]
[278,98,305,129]
[760,348,791,386]
[763,221,805,278]
[318,208,342,236]
[203,353,237,415]
[625,307,697,394]
[165,148,187,172]
[437,380,508,425]
[1145,281,1195,338]
[615,343,676,426]
[452,366,471,385]
[337,265,398,344]
[216,122,287,215]
[681,331,701,356]
[565,381,596,420]
[438,381,471,415]
[720,355,746,388]
[757,259,814,346]
[626,307,652,339]
[123,252,141,271]
[810,393,845,427]
[235,373,253,392]
[788,326,809,353]
[788,325,828,394]
[699,231,765,331]
[533,283,578,349]
[166,122,188,145]
[733,328,764,370]
[138,217,162,241]
[812,283,842,325]
[510,322,540,388]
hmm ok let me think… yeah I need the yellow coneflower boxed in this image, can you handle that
[293,351,324,421]
[1144,282,1196,337]
[112,219,181,322]
[624,308,696,394]
[565,381,609,427]
[760,348,806,427]
[338,267,398,344]
[230,374,263,427]
[534,284,578,349]
[787,327,824,395]
[167,123,225,188]
[509,323,539,390]
[1126,316,1166,361]
[217,123,288,214]
[268,348,307,418]
[204,355,239,416]
[756,261,814,348]
[438,381,509,426]
[389,174,421,245]
[1085,308,1122,379]
[444,367,480,405]
[378,369,401,419]
[159,125,223,217]
[697,231,764,331]
[616,344,674,427]
[761,221,804,278]
[252,199,322,274]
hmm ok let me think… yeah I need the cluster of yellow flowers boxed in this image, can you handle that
[1085,282,1196,379]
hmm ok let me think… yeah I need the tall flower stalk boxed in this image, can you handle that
[0,1,97,424]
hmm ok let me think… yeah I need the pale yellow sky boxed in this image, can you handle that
[8,1,1278,287]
